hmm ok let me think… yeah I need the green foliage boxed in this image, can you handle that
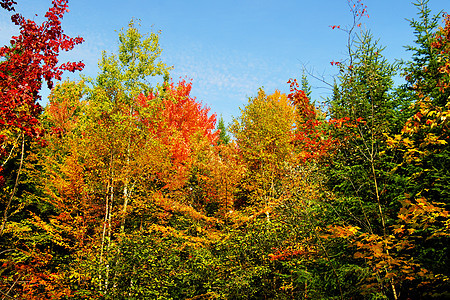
[2,1,450,299]
[383,1,450,296]
[300,71,312,99]
[96,19,171,100]
[216,116,230,145]
[326,30,399,234]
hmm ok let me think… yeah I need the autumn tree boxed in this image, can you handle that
[0,0,84,242]
[68,19,172,295]
[0,1,86,298]
[0,0,84,180]
[309,1,408,298]
[208,81,336,299]
[230,89,297,215]
[25,21,223,296]
[393,0,450,204]
[316,1,450,299]
[383,1,450,296]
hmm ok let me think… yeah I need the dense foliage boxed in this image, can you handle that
[1,0,449,299]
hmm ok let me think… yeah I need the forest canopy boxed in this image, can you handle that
[0,0,449,299]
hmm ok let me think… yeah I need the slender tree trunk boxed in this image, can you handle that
[120,131,132,235]
[313,223,344,300]
[369,104,398,300]
[225,175,228,226]
[371,159,398,300]
[105,172,114,291]
[99,152,115,292]
[0,134,24,236]
[99,176,110,291]
[1,273,21,300]
[121,183,129,234]
[1,134,21,167]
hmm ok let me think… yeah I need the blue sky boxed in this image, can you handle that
[1,0,448,124]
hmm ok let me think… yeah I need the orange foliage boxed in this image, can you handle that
[136,80,218,189]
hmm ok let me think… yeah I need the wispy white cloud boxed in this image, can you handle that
[163,41,301,122]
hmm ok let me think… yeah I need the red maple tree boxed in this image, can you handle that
[0,0,84,180]
[136,79,218,189]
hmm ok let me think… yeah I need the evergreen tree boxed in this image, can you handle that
[217,116,230,145]
[327,31,398,229]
